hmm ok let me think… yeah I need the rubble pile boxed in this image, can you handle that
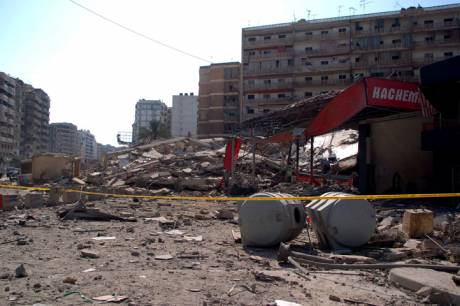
[95,138,228,196]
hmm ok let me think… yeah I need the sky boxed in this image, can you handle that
[0,0,458,146]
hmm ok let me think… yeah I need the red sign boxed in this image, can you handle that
[366,78,421,110]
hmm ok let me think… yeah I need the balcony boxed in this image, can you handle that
[295,62,350,73]
[300,46,351,57]
[353,42,413,53]
[243,66,294,76]
[352,57,412,69]
[294,79,351,87]
[245,81,294,91]
[413,39,460,48]
[244,37,294,49]
[0,84,14,97]
[244,50,295,62]
[297,31,350,42]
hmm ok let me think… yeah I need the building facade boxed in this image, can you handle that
[49,122,80,156]
[197,62,240,137]
[78,130,97,161]
[97,143,117,161]
[19,85,50,159]
[241,4,460,120]
[0,72,18,168]
[131,99,168,143]
[171,93,198,137]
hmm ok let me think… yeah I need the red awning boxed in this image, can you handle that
[305,77,424,137]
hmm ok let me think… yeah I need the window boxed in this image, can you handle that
[278,93,286,98]
[305,47,313,52]
[380,40,384,45]
[278,34,287,39]
[305,31,313,36]
[355,22,363,31]
[321,76,328,80]
[246,107,254,114]
[263,50,271,55]
[424,20,434,27]
[263,109,270,113]
[321,60,329,65]
[370,72,384,77]
[424,53,434,60]
[392,54,400,60]
[321,30,328,35]
[375,19,384,31]
[278,78,285,83]
[425,36,434,44]
[263,94,270,100]
[287,59,294,66]
[304,76,313,82]
[247,94,255,100]
[248,80,255,85]
[264,36,271,40]
[444,18,454,25]
[444,52,454,57]
[304,61,312,66]
[339,28,347,33]
[392,39,401,45]
[355,57,360,63]
[339,74,347,80]
[304,92,312,97]
[444,34,451,41]
[248,51,256,56]
[248,37,256,42]
[392,18,400,27]
[263,79,271,84]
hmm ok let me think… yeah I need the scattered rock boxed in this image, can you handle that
[216,209,234,220]
[329,295,341,302]
[63,276,77,284]
[15,264,27,278]
[81,250,100,259]
[131,250,140,257]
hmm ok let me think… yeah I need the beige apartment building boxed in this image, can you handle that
[197,62,240,137]
[241,4,460,121]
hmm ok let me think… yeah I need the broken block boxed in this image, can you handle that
[23,193,44,209]
[402,209,433,238]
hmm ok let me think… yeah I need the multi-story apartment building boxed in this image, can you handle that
[78,130,97,161]
[197,62,240,137]
[0,72,18,167]
[49,122,80,156]
[241,4,460,120]
[19,85,50,159]
[96,143,117,161]
[171,93,198,137]
[131,99,168,143]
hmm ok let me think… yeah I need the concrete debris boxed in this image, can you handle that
[15,264,27,278]
[402,209,434,238]
[389,268,460,304]
[81,250,100,259]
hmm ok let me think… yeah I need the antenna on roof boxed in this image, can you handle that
[306,9,311,20]
[293,11,296,22]
[338,5,343,16]
[349,7,356,15]
[359,0,372,12]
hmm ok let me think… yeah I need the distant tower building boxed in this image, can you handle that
[131,99,168,143]
[49,122,80,156]
[78,130,97,161]
[171,93,198,137]
[197,62,240,137]
[19,85,50,159]
[0,72,18,170]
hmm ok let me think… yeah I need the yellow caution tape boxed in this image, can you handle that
[1,184,460,201]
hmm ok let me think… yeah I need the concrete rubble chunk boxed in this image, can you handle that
[215,209,234,220]
[15,264,27,278]
[402,209,434,238]
[389,268,460,304]
[81,250,100,259]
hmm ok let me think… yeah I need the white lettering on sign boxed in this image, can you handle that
[371,86,419,104]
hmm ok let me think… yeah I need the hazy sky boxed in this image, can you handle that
[0,0,457,145]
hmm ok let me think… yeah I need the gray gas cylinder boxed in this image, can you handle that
[239,192,306,247]
[305,192,376,250]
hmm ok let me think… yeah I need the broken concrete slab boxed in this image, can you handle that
[389,268,460,304]
[80,250,100,259]
[402,209,434,238]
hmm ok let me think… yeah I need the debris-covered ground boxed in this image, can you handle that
[1,195,460,306]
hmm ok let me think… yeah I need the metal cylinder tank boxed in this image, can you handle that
[239,192,306,247]
[305,192,376,250]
